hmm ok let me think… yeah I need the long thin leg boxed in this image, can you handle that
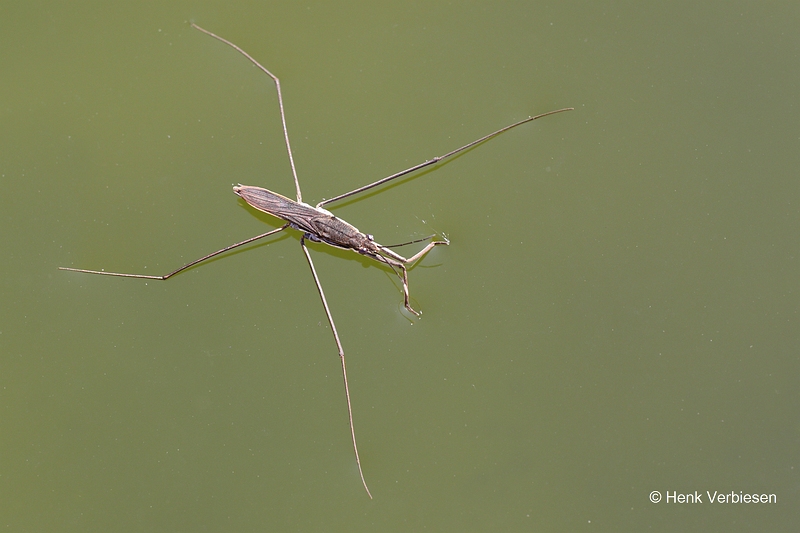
[300,236,373,499]
[59,224,289,280]
[317,107,573,208]
[191,24,303,203]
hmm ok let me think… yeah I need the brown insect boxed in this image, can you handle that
[60,23,573,498]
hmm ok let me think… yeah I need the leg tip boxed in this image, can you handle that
[405,304,421,317]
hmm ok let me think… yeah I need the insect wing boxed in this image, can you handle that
[234,185,320,229]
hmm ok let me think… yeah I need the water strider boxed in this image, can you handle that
[60,23,573,498]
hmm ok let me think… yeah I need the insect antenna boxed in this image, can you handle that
[381,234,437,249]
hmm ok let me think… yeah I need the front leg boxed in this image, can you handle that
[376,235,449,316]
[378,234,450,267]
[381,259,417,317]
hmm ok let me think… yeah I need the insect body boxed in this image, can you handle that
[234,184,449,316]
[234,185,375,253]
[60,23,572,498]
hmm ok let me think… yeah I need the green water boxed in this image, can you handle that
[2,2,798,531]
